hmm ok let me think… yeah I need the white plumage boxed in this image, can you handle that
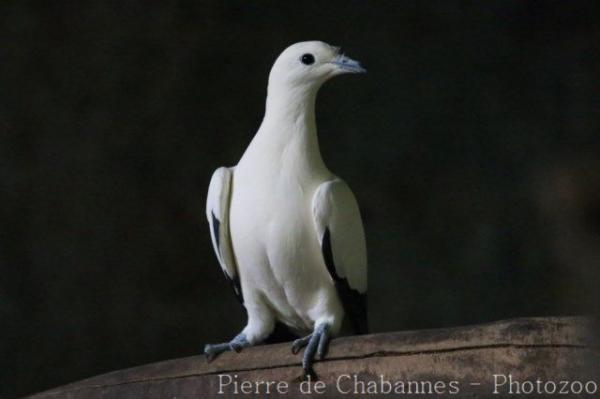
[205,41,367,377]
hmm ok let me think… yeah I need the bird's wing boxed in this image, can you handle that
[206,167,243,304]
[312,179,368,334]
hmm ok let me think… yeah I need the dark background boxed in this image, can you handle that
[2,1,599,397]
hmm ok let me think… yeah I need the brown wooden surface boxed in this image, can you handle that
[29,317,597,398]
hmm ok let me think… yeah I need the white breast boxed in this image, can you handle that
[228,127,339,333]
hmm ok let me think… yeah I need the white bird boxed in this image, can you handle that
[204,41,367,378]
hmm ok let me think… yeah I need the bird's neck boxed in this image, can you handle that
[254,85,325,170]
[264,85,318,133]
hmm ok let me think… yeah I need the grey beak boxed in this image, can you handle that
[330,54,367,73]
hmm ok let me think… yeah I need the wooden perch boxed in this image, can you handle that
[30,317,597,398]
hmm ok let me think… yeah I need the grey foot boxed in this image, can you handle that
[204,333,250,362]
[290,323,330,379]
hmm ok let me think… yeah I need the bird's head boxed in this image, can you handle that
[268,41,366,95]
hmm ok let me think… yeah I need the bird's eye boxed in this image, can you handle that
[300,53,315,65]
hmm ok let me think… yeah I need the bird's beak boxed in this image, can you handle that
[329,54,367,74]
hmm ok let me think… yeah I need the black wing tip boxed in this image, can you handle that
[220,267,244,305]
[212,211,244,305]
[322,228,342,282]
[231,274,244,305]
[211,211,221,252]
[336,281,368,335]
[321,227,368,335]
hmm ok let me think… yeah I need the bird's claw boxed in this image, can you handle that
[291,334,311,354]
[204,344,221,362]
[203,333,249,362]
[303,367,318,381]
[205,353,216,362]
[291,323,330,380]
[204,342,233,362]
[230,342,244,353]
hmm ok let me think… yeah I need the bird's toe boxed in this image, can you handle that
[302,367,318,381]
[229,333,250,353]
[229,342,243,353]
[291,335,311,354]
[203,341,234,362]
[204,344,216,362]
[298,323,330,378]
[316,325,330,360]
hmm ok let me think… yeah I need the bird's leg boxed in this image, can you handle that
[291,322,330,379]
[204,332,250,362]
[204,303,275,362]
